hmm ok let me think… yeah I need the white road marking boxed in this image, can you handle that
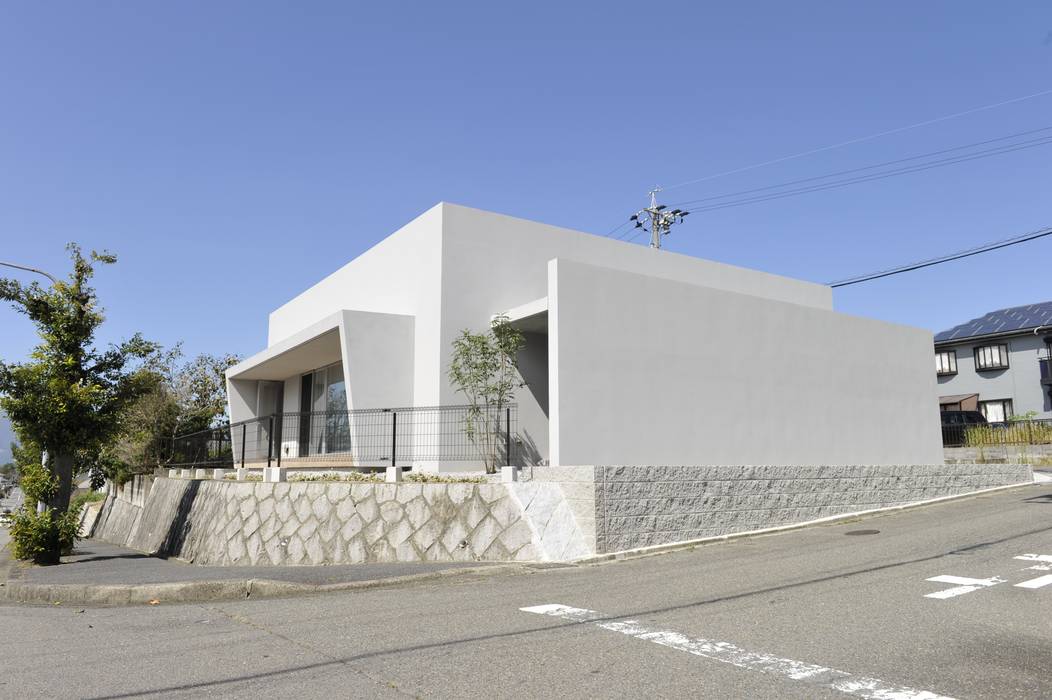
[521,603,955,700]
[1015,554,1052,563]
[1015,574,1052,589]
[924,575,1005,599]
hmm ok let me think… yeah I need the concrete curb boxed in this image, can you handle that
[0,561,533,607]
[571,479,1040,566]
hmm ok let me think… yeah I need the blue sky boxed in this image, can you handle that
[1,0,1050,383]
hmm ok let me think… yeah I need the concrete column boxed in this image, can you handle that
[180,469,193,479]
[194,468,209,479]
[212,468,234,480]
[168,469,180,479]
[501,466,520,482]
[385,466,403,483]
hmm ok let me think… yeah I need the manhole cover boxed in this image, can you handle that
[844,529,880,536]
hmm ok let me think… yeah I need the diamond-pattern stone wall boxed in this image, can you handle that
[93,479,547,565]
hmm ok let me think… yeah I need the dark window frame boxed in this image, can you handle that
[978,398,1013,423]
[935,349,958,376]
[973,343,1010,371]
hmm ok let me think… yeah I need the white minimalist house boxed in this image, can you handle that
[225,203,943,471]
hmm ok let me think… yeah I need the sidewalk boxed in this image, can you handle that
[0,530,533,606]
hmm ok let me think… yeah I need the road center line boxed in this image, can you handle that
[520,604,955,700]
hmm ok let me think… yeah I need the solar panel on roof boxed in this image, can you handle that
[934,301,1052,342]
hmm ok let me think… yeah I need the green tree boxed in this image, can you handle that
[107,348,240,477]
[447,316,525,473]
[0,244,155,561]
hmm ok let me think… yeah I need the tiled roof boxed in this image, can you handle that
[935,301,1052,343]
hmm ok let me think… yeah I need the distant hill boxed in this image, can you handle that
[0,412,13,463]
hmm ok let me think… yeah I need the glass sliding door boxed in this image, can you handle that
[298,374,313,456]
[311,368,327,454]
[325,364,351,453]
[298,362,349,457]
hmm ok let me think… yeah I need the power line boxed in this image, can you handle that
[662,86,1052,191]
[663,134,1052,215]
[666,124,1052,209]
[614,126,1052,243]
[827,226,1052,288]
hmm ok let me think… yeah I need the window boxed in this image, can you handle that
[935,350,957,376]
[974,343,1009,371]
[979,399,1013,423]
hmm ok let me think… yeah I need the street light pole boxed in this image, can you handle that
[0,259,58,513]
[0,260,58,285]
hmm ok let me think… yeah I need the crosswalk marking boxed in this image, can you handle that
[924,575,1005,599]
[1015,574,1052,589]
[521,603,956,700]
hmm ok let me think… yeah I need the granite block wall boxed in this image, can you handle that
[592,464,1033,552]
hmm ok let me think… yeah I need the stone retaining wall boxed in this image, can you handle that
[90,463,1033,564]
[90,477,591,565]
[592,463,1033,552]
[944,444,1052,464]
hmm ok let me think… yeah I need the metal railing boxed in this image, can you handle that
[942,418,1052,448]
[164,404,519,470]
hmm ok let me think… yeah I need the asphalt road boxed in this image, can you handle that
[2,483,1051,699]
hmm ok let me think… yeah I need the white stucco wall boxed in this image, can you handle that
[267,204,445,406]
[435,203,835,467]
[237,202,940,470]
[547,258,944,466]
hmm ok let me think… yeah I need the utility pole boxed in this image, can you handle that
[629,188,690,249]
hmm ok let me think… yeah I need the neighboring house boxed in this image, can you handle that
[934,301,1052,421]
[226,202,943,472]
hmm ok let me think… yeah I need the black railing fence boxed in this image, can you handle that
[942,418,1052,448]
[164,404,519,469]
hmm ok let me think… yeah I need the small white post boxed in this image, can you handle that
[263,466,287,483]
[501,466,520,482]
[385,466,403,483]
[212,468,233,480]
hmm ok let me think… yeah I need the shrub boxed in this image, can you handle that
[221,472,262,481]
[288,471,382,483]
[10,504,83,564]
[70,490,106,511]
[404,472,485,484]
[965,421,1052,447]
[18,460,56,504]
